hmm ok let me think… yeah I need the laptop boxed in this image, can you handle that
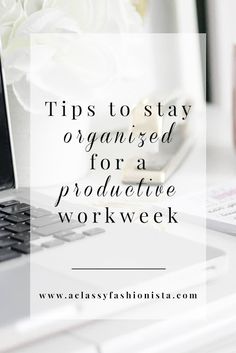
[0,51,227,351]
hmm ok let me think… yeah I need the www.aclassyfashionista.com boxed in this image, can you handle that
[38,291,198,301]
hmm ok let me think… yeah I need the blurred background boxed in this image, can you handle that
[143,0,236,183]
[143,0,234,111]
[2,0,236,186]
[1,1,236,353]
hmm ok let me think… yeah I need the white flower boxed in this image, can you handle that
[0,1,24,47]
[43,0,142,32]
[20,0,45,16]
[0,0,143,110]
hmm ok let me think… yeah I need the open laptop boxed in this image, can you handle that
[0,51,227,351]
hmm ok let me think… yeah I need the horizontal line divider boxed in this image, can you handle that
[71,268,166,271]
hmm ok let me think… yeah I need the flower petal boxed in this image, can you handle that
[0,1,24,26]
[12,75,30,111]
[21,0,44,16]
[14,8,79,35]
[12,74,58,113]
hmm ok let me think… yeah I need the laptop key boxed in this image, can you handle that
[54,233,85,242]
[0,212,5,219]
[0,239,18,248]
[0,230,12,239]
[1,203,30,215]
[30,214,59,228]
[54,230,75,237]
[35,221,83,237]
[5,213,30,223]
[0,220,11,228]
[10,232,40,242]
[25,208,51,218]
[0,249,21,262]
[12,243,42,254]
[0,200,20,208]
[6,223,30,233]
[42,239,64,248]
[83,228,105,236]
[63,233,85,242]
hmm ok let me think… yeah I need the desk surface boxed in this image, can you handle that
[206,106,236,301]
[36,105,236,305]
[9,104,236,353]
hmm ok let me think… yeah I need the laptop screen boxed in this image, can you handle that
[0,58,15,190]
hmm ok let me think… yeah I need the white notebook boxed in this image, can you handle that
[165,182,236,235]
[206,183,236,235]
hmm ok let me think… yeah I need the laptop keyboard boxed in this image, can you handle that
[0,200,105,263]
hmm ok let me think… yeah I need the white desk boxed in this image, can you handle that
[36,104,236,303]
[31,104,236,353]
[71,104,236,352]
